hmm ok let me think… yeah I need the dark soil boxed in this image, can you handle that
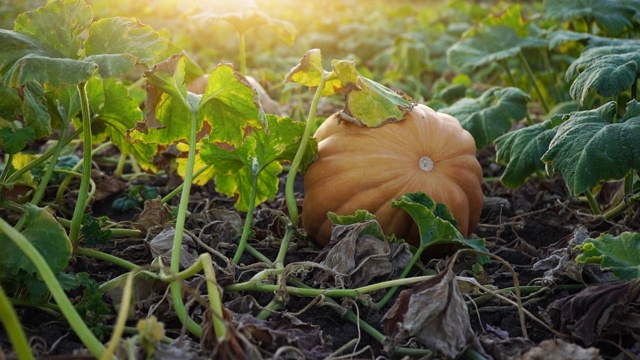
[1,148,639,360]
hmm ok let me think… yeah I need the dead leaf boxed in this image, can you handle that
[91,169,126,201]
[521,339,602,360]
[382,262,483,358]
[146,227,199,269]
[135,198,170,232]
[543,280,640,346]
[314,221,412,288]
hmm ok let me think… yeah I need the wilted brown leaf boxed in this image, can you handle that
[382,261,482,358]
[314,221,412,288]
[91,169,126,201]
[521,339,602,360]
[544,280,640,346]
[146,227,199,269]
[135,198,170,232]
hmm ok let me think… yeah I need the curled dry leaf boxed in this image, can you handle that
[146,227,199,269]
[382,262,482,358]
[521,339,602,360]
[543,279,640,346]
[314,220,412,288]
[91,169,127,201]
[134,197,170,232]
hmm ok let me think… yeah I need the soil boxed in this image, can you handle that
[1,147,639,360]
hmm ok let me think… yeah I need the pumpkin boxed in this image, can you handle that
[301,104,483,248]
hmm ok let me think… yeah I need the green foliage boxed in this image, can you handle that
[576,232,640,280]
[112,185,159,212]
[81,215,112,247]
[200,114,317,211]
[495,115,565,188]
[440,87,530,148]
[542,100,640,196]
[73,272,112,340]
[543,0,636,36]
[327,210,377,225]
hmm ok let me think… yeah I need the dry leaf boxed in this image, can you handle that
[91,169,126,201]
[135,198,170,232]
[543,280,640,346]
[146,227,199,269]
[521,339,602,360]
[382,262,482,358]
[314,221,412,288]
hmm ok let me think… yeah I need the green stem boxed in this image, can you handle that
[518,51,550,113]
[233,169,258,264]
[373,246,425,309]
[245,244,273,263]
[69,82,94,245]
[540,48,561,103]
[76,247,139,271]
[500,60,533,125]
[102,271,135,360]
[584,189,601,215]
[14,117,70,232]
[169,107,202,337]
[0,217,108,359]
[0,285,35,360]
[114,154,127,177]
[161,165,213,205]
[0,153,13,183]
[274,226,294,270]
[5,129,82,185]
[238,31,247,76]
[201,253,227,341]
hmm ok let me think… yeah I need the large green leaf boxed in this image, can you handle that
[13,0,93,59]
[21,81,51,138]
[495,116,565,188]
[0,204,72,278]
[565,39,640,105]
[0,30,97,86]
[541,100,640,196]
[192,9,296,45]
[543,0,635,36]
[84,17,166,65]
[200,115,317,211]
[447,25,546,70]
[82,77,156,172]
[440,87,530,148]
[391,193,487,260]
[576,232,640,280]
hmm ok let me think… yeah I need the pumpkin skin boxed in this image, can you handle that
[301,104,483,248]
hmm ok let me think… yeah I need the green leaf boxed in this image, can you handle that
[84,17,167,65]
[440,87,530,148]
[83,54,137,79]
[0,204,72,278]
[543,0,635,36]
[0,84,22,121]
[21,81,51,138]
[285,49,340,96]
[576,232,640,280]
[541,100,640,196]
[392,192,488,261]
[131,54,263,148]
[341,76,414,127]
[0,126,36,154]
[447,25,547,70]
[82,77,156,172]
[13,0,93,59]
[200,115,317,211]
[192,9,296,44]
[495,115,565,188]
[327,210,377,225]
[81,216,112,247]
[566,39,640,105]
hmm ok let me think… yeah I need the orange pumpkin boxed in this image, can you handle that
[301,104,483,247]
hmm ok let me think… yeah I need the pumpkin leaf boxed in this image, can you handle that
[440,87,530,148]
[81,77,156,172]
[575,232,640,280]
[565,39,640,105]
[129,53,263,148]
[327,210,377,226]
[541,100,640,196]
[341,76,414,127]
[495,115,565,188]
[447,25,547,71]
[0,126,36,155]
[543,0,635,36]
[192,9,296,45]
[0,204,72,278]
[200,115,317,211]
[285,49,341,96]
[392,192,488,262]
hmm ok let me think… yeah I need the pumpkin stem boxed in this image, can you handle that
[418,156,434,172]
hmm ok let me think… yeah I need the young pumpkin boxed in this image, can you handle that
[301,104,483,248]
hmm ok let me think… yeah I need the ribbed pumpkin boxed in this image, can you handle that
[301,104,483,247]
